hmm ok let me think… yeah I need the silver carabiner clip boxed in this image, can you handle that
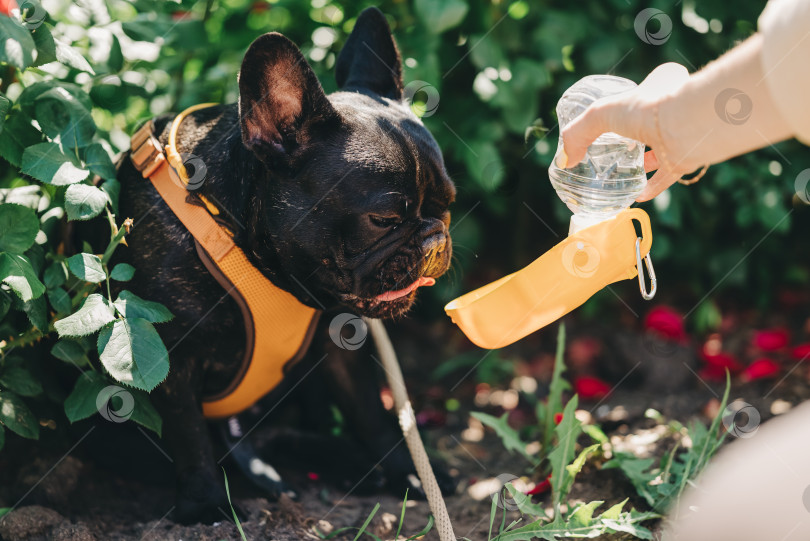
[635,237,657,300]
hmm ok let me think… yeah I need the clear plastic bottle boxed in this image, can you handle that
[548,75,646,234]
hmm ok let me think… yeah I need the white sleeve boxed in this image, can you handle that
[758,0,810,144]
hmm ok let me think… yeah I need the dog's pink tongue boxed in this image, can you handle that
[375,277,436,302]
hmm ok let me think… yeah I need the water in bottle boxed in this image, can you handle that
[548,75,646,234]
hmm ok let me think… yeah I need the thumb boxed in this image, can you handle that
[558,101,611,168]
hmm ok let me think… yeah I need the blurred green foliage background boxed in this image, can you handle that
[8,0,810,326]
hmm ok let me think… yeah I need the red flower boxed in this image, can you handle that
[171,9,191,21]
[752,328,790,351]
[0,0,17,16]
[701,352,743,374]
[525,475,552,496]
[644,306,686,342]
[574,376,611,400]
[791,343,810,361]
[553,412,563,425]
[307,472,319,481]
[742,358,780,381]
[699,366,727,382]
[568,337,601,369]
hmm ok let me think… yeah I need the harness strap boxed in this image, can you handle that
[130,106,320,418]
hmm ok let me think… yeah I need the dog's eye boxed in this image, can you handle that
[369,214,402,229]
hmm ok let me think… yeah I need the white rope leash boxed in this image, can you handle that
[364,318,456,541]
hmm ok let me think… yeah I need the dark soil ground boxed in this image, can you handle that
[2,306,809,541]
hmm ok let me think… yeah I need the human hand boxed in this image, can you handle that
[558,63,694,202]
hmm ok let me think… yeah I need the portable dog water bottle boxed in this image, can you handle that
[445,75,657,349]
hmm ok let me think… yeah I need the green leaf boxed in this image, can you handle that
[67,253,105,283]
[47,286,71,314]
[0,111,42,167]
[505,483,548,519]
[21,142,89,185]
[84,143,117,181]
[64,371,107,423]
[113,290,173,323]
[471,411,535,464]
[0,252,46,302]
[43,261,67,288]
[97,318,169,392]
[0,203,40,253]
[34,87,96,148]
[543,323,570,450]
[0,391,39,439]
[54,293,115,337]
[548,395,581,514]
[54,38,95,73]
[560,443,600,498]
[50,338,88,365]
[31,24,56,66]
[600,498,628,521]
[65,183,108,221]
[0,16,36,69]
[568,500,602,528]
[19,81,93,117]
[21,294,47,330]
[414,0,469,34]
[101,178,120,213]
[110,263,135,282]
[0,359,43,397]
[130,390,162,436]
[0,93,10,134]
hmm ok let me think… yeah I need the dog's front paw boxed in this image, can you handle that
[174,470,234,525]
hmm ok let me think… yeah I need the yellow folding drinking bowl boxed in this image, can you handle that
[445,208,655,349]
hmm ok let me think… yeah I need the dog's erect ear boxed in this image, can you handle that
[335,7,403,100]
[239,33,337,163]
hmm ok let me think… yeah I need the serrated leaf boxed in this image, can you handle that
[568,500,602,528]
[0,93,10,134]
[0,203,39,253]
[21,142,89,185]
[54,293,115,337]
[97,317,169,392]
[54,38,95,73]
[110,263,134,282]
[34,87,96,148]
[18,81,93,117]
[84,143,116,181]
[113,290,173,323]
[0,359,42,397]
[599,498,627,521]
[101,178,120,213]
[65,183,108,221]
[561,443,600,500]
[43,261,67,288]
[549,395,581,514]
[64,371,107,423]
[130,390,162,436]
[67,253,105,283]
[31,23,56,66]
[47,286,71,314]
[0,252,46,302]
[471,411,535,464]
[0,391,39,439]
[50,338,88,365]
[0,111,42,167]
[0,15,36,69]
[21,294,47,330]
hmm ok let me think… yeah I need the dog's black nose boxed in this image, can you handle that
[420,218,449,276]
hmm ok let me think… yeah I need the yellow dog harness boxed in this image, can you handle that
[130,104,320,418]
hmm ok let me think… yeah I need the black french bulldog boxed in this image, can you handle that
[112,7,455,524]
